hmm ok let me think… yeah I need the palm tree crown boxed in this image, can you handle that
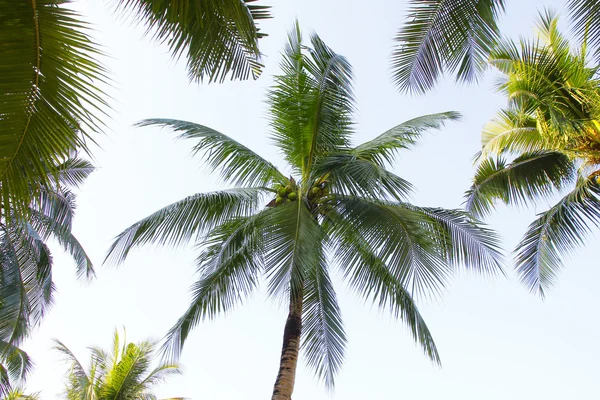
[107,23,503,399]
[55,329,180,400]
[466,12,600,296]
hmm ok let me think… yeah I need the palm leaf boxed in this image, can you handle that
[466,152,576,217]
[0,1,107,216]
[568,0,600,61]
[301,254,346,389]
[327,217,440,364]
[114,0,271,82]
[105,187,266,265]
[352,112,461,166]
[391,0,505,94]
[515,176,600,296]
[136,119,286,187]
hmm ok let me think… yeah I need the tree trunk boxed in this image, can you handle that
[271,291,303,400]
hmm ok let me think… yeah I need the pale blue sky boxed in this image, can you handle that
[22,0,600,398]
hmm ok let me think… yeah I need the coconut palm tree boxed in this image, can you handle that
[465,12,600,296]
[106,23,503,399]
[1,0,269,215]
[2,386,40,400]
[391,0,600,94]
[0,157,95,395]
[54,329,180,400]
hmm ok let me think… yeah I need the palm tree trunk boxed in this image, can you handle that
[271,291,303,400]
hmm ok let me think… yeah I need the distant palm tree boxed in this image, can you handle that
[55,329,180,400]
[391,0,600,94]
[1,0,269,214]
[0,157,95,396]
[465,12,600,295]
[106,23,503,399]
[2,386,40,400]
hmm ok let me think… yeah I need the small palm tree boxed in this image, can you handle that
[466,12,600,295]
[2,0,269,214]
[55,329,180,400]
[2,387,40,400]
[0,157,95,395]
[391,0,600,94]
[106,23,503,399]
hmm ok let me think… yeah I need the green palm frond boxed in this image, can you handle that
[479,110,545,159]
[466,152,576,217]
[114,0,270,82]
[329,220,439,363]
[136,119,286,187]
[162,212,266,360]
[0,341,33,398]
[50,158,95,189]
[0,1,107,216]
[568,0,600,61]
[391,0,505,94]
[268,22,354,176]
[302,252,346,389]
[105,188,266,265]
[2,386,40,400]
[312,153,413,201]
[352,112,461,166]
[515,176,600,296]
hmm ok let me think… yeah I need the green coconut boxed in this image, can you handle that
[311,187,321,195]
[278,187,287,196]
[285,184,293,193]
[288,192,298,201]
[275,196,284,204]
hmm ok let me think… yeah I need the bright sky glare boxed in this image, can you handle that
[22,1,600,399]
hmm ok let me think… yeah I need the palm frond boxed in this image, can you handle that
[327,217,439,363]
[0,1,107,216]
[162,211,267,360]
[312,153,413,201]
[479,109,545,159]
[352,112,461,166]
[515,176,600,296]
[0,341,33,397]
[268,23,354,176]
[466,152,576,217]
[136,119,286,187]
[568,0,600,61]
[115,0,271,82]
[105,187,266,265]
[391,0,505,94]
[301,256,346,389]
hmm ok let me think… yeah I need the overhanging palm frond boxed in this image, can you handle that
[568,0,600,61]
[352,112,461,166]
[115,0,271,83]
[50,157,95,189]
[0,1,107,216]
[136,119,286,187]
[515,176,600,296]
[466,152,576,217]
[391,0,505,94]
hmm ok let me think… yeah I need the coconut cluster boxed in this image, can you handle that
[307,178,329,201]
[274,183,298,205]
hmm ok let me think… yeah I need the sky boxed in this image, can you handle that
[20,0,600,399]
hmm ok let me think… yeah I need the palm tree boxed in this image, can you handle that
[2,0,269,214]
[391,0,600,94]
[2,387,40,400]
[106,23,503,399]
[465,12,600,296]
[54,329,180,400]
[0,157,95,395]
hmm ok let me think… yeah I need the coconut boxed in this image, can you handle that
[278,187,287,196]
[285,184,293,193]
[311,187,321,195]
[288,192,298,200]
[276,196,284,204]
